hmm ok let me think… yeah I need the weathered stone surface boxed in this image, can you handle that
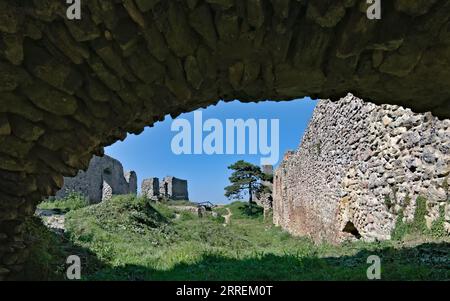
[159,176,189,201]
[142,176,189,201]
[141,177,160,200]
[55,155,137,203]
[273,94,450,244]
[0,0,450,279]
[124,171,138,196]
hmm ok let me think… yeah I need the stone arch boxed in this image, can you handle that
[1,0,450,279]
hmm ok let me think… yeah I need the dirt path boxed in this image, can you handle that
[223,208,232,226]
[35,209,65,234]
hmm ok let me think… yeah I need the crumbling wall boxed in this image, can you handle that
[55,155,137,203]
[142,176,189,201]
[273,94,450,243]
[160,177,189,201]
[124,171,138,197]
[141,177,160,200]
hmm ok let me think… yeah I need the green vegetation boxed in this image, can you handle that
[391,210,409,241]
[38,192,89,213]
[165,199,198,207]
[28,195,450,281]
[21,216,101,280]
[391,196,448,240]
[225,160,265,206]
[21,217,68,280]
[315,140,322,156]
[226,201,264,220]
[430,206,447,239]
[212,206,228,216]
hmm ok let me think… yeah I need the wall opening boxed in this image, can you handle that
[164,182,169,198]
[342,221,362,239]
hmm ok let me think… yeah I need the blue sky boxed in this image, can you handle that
[106,98,317,204]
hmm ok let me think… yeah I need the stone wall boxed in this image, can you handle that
[273,94,450,243]
[55,155,137,203]
[141,177,160,200]
[160,176,189,201]
[124,171,138,197]
[142,176,189,201]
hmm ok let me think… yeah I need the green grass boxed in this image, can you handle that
[213,206,228,216]
[20,216,102,281]
[226,201,264,220]
[46,197,449,281]
[165,199,198,206]
[38,192,89,213]
[20,216,68,280]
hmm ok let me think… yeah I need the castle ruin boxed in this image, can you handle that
[55,155,137,203]
[142,176,189,201]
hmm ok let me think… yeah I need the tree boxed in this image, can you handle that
[224,160,263,206]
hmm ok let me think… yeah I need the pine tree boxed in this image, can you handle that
[224,160,263,207]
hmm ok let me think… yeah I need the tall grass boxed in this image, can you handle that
[60,198,450,280]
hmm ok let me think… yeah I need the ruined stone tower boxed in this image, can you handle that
[141,176,189,201]
[141,177,160,200]
[160,176,189,200]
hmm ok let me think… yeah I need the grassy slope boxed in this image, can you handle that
[61,196,450,280]
[52,196,449,281]
[38,192,89,213]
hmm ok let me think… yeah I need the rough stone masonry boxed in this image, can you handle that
[273,94,450,243]
[142,176,189,201]
[55,155,137,203]
[1,0,450,280]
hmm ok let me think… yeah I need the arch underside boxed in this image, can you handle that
[0,0,450,279]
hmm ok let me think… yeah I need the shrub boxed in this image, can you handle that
[411,197,428,234]
[214,207,229,216]
[384,196,393,211]
[390,196,446,240]
[38,192,89,213]
[179,211,196,221]
[227,201,264,220]
[430,206,446,239]
[212,214,226,224]
[391,210,409,241]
